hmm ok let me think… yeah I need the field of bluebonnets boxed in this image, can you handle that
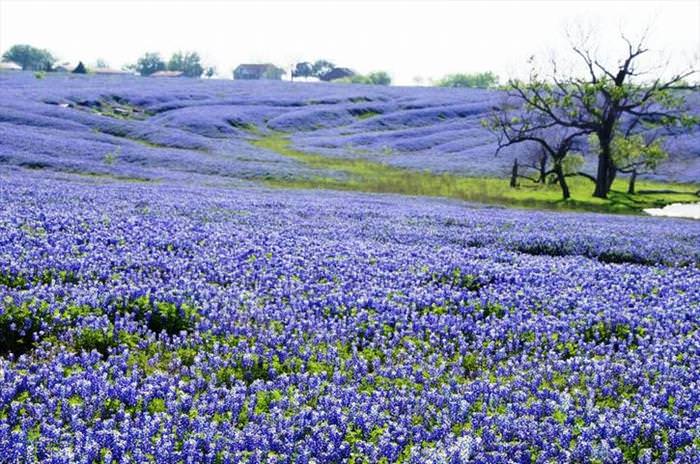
[1,72,700,463]
[2,72,700,182]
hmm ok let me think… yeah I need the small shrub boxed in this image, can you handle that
[0,301,47,355]
[147,398,166,414]
[432,268,484,291]
[0,272,28,289]
[121,296,198,335]
[73,326,116,357]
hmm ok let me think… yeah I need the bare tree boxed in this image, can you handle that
[503,31,696,198]
[487,107,591,200]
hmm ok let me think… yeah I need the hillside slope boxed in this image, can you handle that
[2,72,699,183]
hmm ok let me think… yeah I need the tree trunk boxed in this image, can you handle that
[627,169,637,194]
[554,164,570,200]
[510,159,518,188]
[593,136,612,198]
[538,155,547,183]
[606,162,617,191]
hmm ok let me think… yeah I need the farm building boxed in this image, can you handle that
[150,70,184,78]
[233,63,285,80]
[320,67,356,81]
[0,61,22,71]
[93,68,132,75]
[52,62,75,72]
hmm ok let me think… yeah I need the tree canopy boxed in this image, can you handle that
[488,32,697,199]
[134,52,166,76]
[336,71,392,86]
[311,60,335,78]
[292,62,313,80]
[2,44,55,71]
[168,51,204,78]
[437,72,498,89]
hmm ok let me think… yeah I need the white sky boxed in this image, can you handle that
[1,0,698,85]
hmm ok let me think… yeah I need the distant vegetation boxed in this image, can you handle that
[124,51,207,77]
[1,34,697,207]
[291,60,391,85]
[254,133,699,214]
[167,51,204,77]
[2,44,56,71]
[436,71,499,89]
[335,71,392,86]
[129,52,166,76]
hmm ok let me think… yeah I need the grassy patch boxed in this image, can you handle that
[67,171,154,183]
[352,110,381,120]
[76,99,151,120]
[119,296,199,335]
[0,300,48,355]
[228,120,259,133]
[253,133,699,214]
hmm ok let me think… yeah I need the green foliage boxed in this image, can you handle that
[611,134,668,172]
[122,296,198,335]
[292,62,313,79]
[237,400,250,427]
[134,52,166,76]
[73,326,116,357]
[254,133,700,214]
[254,389,283,415]
[0,299,48,354]
[176,347,197,367]
[366,71,391,85]
[433,268,482,291]
[561,153,585,175]
[2,44,55,71]
[103,148,120,165]
[437,72,498,89]
[476,301,506,319]
[147,398,166,414]
[353,110,380,120]
[215,356,271,386]
[311,59,335,78]
[552,409,567,424]
[167,51,204,77]
[502,38,697,199]
[336,71,392,86]
[462,353,481,375]
[0,272,28,288]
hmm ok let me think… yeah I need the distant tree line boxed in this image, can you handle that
[436,72,499,89]
[2,44,56,71]
[0,44,216,78]
[126,51,214,78]
[292,59,391,85]
[2,44,497,90]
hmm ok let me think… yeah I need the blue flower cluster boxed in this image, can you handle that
[1,170,699,463]
[2,72,699,182]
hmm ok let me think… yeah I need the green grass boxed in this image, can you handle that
[67,171,154,183]
[354,111,381,120]
[252,133,699,214]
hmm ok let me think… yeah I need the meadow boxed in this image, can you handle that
[1,72,699,212]
[1,72,700,463]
